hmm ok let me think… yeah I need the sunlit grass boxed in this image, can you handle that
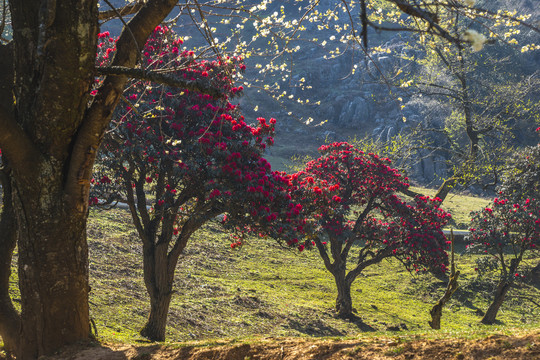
[410,186,491,228]
[82,204,539,344]
[5,191,538,348]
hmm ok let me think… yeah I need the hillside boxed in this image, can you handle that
[98,0,540,188]
[85,210,539,342]
[3,189,540,358]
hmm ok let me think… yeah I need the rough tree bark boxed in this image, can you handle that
[0,0,179,357]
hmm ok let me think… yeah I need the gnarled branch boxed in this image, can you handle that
[95,66,225,98]
[99,2,145,21]
[65,0,180,209]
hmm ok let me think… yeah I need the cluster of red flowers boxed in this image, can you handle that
[469,197,540,252]
[287,142,450,272]
[91,28,454,263]
[91,25,303,248]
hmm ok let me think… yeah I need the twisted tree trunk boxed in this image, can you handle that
[481,281,512,325]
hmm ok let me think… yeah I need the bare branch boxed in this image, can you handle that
[314,237,334,273]
[383,0,458,44]
[96,65,225,98]
[65,0,179,207]
[346,247,393,283]
[99,2,145,21]
[513,296,540,308]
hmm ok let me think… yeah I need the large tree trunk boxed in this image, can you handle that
[140,241,174,341]
[481,280,512,325]
[4,2,98,356]
[13,167,90,359]
[1,0,180,356]
[334,269,354,319]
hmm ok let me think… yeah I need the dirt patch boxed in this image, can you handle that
[29,330,540,360]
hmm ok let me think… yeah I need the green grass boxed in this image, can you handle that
[411,187,491,228]
[5,190,539,348]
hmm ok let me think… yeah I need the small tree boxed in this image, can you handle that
[468,197,540,324]
[288,142,450,319]
[92,26,300,341]
[499,143,540,202]
[497,140,540,283]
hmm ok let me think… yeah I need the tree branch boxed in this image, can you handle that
[512,296,540,308]
[96,66,225,98]
[346,247,392,284]
[99,2,145,21]
[65,0,179,209]
[124,171,146,244]
[360,0,368,49]
[400,187,423,198]
[314,237,334,273]
[343,197,376,261]
[167,204,221,276]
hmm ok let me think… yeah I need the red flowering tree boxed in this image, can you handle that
[468,197,540,324]
[287,142,450,319]
[499,144,540,202]
[92,26,300,341]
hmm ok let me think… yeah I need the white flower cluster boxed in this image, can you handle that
[463,29,487,52]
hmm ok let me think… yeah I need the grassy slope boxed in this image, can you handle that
[4,190,539,349]
[411,187,492,228]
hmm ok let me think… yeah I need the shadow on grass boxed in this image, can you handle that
[349,316,377,332]
[286,318,346,336]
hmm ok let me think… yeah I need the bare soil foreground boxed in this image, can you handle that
[29,330,540,360]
